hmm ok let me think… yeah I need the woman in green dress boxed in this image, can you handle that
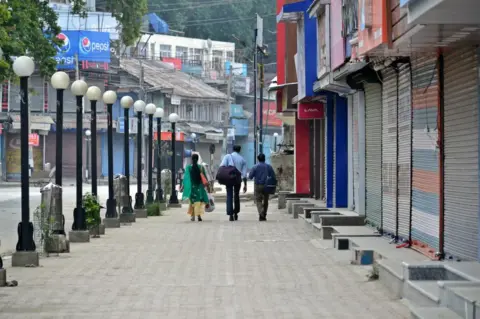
[182,153,210,221]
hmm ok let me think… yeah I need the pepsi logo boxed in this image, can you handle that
[56,33,70,53]
[79,36,109,55]
[79,36,92,54]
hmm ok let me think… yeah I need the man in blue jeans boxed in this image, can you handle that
[219,145,247,221]
[249,153,276,221]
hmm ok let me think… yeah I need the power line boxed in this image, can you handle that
[148,0,259,11]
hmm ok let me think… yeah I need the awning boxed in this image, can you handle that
[60,114,112,130]
[307,0,330,17]
[204,125,223,134]
[277,1,309,23]
[11,114,54,131]
[187,122,206,134]
[333,61,369,81]
[268,82,298,92]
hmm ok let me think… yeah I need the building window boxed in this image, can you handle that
[175,46,188,62]
[188,48,203,66]
[212,50,223,71]
[159,45,172,58]
[226,51,234,62]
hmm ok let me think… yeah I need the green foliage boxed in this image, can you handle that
[146,202,162,216]
[148,0,277,64]
[83,193,102,229]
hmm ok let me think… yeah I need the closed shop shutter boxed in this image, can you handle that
[365,83,383,229]
[352,92,360,212]
[45,132,77,178]
[382,69,398,237]
[397,63,412,240]
[444,46,479,261]
[5,133,44,181]
[333,100,336,207]
[324,112,328,202]
[411,55,440,252]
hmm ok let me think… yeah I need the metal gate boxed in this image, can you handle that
[365,83,383,229]
[333,98,337,207]
[352,92,360,212]
[381,69,398,237]
[325,110,328,202]
[411,55,440,252]
[444,46,479,261]
[397,63,412,240]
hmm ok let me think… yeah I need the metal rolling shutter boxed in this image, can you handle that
[352,92,360,212]
[365,83,383,229]
[382,69,398,237]
[411,55,440,252]
[333,100,336,207]
[444,46,479,261]
[397,64,412,240]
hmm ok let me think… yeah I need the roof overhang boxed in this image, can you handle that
[333,61,369,82]
[406,0,480,25]
[268,82,298,92]
[307,0,330,18]
[277,1,309,23]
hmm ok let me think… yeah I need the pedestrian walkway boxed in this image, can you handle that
[0,202,409,319]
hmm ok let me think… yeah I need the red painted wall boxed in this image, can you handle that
[295,116,311,194]
[276,0,285,85]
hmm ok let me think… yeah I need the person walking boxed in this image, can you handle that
[249,153,276,221]
[219,145,247,221]
[181,154,210,221]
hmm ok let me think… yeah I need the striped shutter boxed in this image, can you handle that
[381,69,398,237]
[411,55,440,254]
[333,99,337,207]
[352,93,360,212]
[325,111,328,202]
[365,83,383,229]
[444,46,479,261]
[397,63,412,241]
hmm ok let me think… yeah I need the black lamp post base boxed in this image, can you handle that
[15,221,36,251]
[155,188,165,203]
[121,196,134,214]
[134,193,145,209]
[71,207,87,231]
[146,190,154,205]
[105,198,117,219]
[169,191,181,207]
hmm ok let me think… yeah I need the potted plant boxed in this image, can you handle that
[83,193,101,237]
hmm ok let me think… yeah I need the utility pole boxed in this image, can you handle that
[253,28,258,163]
[258,52,264,155]
[223,64,233,155]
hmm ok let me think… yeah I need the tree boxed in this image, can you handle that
[0,0,147,81]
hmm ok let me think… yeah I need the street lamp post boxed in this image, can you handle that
[133,100,146,215]
[191,133,197,152]
[168,113,181,207]
[50,71,70,237]
[86,86,102,197]
[273,132,278,153]
[85,130,91,182]
[145,103,156,205]
[11,56,39,267]
[103,90,121,228]
[120,95,135,222]
[69,79,90,243]
[154,107,165,205]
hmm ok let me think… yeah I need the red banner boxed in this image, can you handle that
[162,57,182,70]
[29,133,40,147]
[257,100,283,127]
[154,131,185,142]
[298,102,325,120]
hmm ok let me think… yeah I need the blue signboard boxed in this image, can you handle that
[225,61,247,77]
[231,118,249,136]
[55,30,111,69]
[230,104,244,118]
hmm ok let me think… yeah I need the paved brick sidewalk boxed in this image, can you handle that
[0,202,409,319]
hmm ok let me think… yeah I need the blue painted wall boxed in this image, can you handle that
[101,133,134,176]
[334,95,348,208]
[326,96,334,208]
[304,6,317,98]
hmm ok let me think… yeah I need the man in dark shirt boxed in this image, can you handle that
[248,153,276,221]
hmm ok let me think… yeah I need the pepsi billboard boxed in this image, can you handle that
[54,30,111,69]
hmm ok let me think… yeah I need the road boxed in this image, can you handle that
[0,202,409,318]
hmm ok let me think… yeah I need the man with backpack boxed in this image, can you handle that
[248,153,277,221]
[217,145,247,221]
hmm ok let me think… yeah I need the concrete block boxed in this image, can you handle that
[336,238,350,250]
[11,251,39,267]
[68,230,90,243]
[377,259,404,299]
[119,213,136,223]
[293,203,315,219]
[103,218,121,228]
[321,226,335,239]
[99,223,105,235]
[46,234,69,253]
[134,209,147,218]
[311,211,340,223]
[287,200,307,214]
[409,306,462,319]
[404,280,440,307]
[319,216,365,227]
[351,249,374,265]
[278,191,290,209]
[0,268,6,287]
[304,208,329,219]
